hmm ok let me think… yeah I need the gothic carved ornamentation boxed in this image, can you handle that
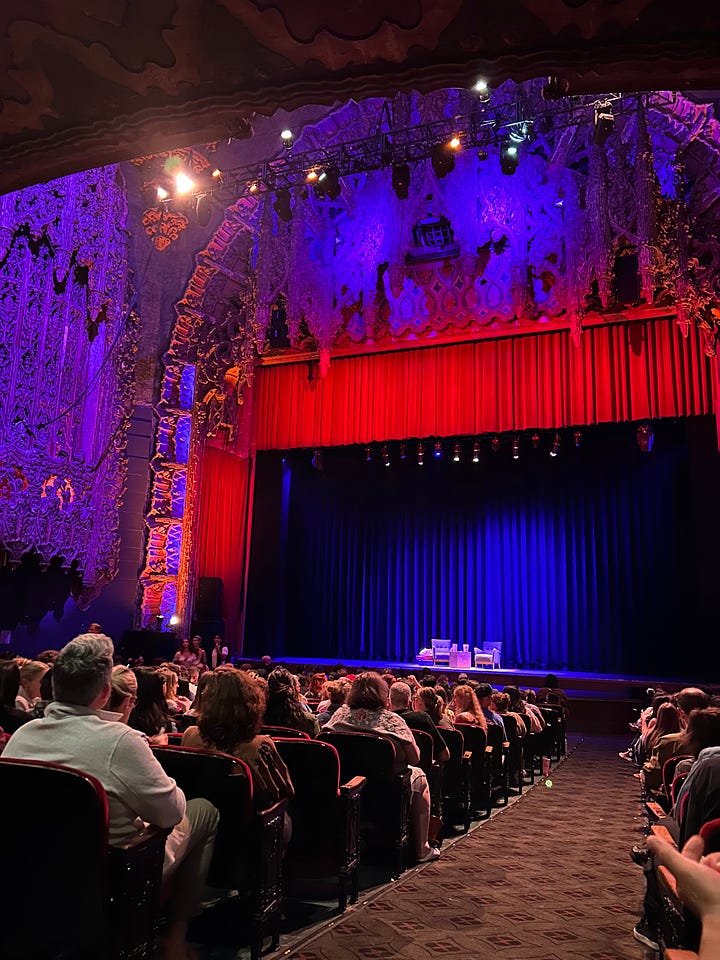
[0,166,136,607]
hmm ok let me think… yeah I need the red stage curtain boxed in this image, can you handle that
[252,317,714,449]
[195,445,251,645]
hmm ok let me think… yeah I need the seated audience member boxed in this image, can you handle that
[476,682,506,736]
[159,666,191,716]
[105,664,138,724]
[307,672,327,699]
[15,660,50,711]
[642,687,710,790]
[209,635,228,670]
[450,683,487,729]
[414,686,454,731]
[492,691,527,736]
[322,671,440,861]
[636,701,682,769]
[88,622,103,634]
[35,649,60,665]
[390,681,450,763]
[0,661,32,733]
[182,667,294,812]
[3,633,219,960]
[647,832,720,960]
[536,674,570,718]
[503,685,544,733]
[316,679,349,725]
[264,667,319,737]
[29,666,55,718]
[189,636,208,672]
[129,668,175,743]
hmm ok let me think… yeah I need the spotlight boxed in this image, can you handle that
[273,188,292,222]
[531,432,540,449]
[448,136,461,150]
[365,445,372,462]
[574,429,582,448]
[391,162,411,200]
[418,441,424,466]
[382,444,390,467]
[306,169,318,181]
[248,181,259,194]
[156,186,169,201]
[311,448,324,470]
[434,440,443,458]
[196,193,213,226]
[431,143,455,179]
[509,122,531,144]
[550,432,560,457]
[491,437,500,454]
[594,105,614,146]
[637,422,654,453]
[175,172,195,195]
[315,165,341,200]
[512,436,520,460]
[453,441,461,462]
[169,614,180,627]
[472,440,480,463]
[473,78,490,101]
[500,143,520,175]
[399,442,407,461]
[280,129,294,147]
[211,168,222,180]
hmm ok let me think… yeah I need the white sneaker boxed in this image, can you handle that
[417,847,441,863]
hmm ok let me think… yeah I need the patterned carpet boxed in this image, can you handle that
[279,737,650,960]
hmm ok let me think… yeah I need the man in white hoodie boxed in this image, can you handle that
[4,633,218,960]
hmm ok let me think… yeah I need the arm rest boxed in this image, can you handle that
[658,864,679,899]
[338,777,366,875]
[462,751,472,762]
[664,952,699,960]
[485,745,493,755]
[646,800,668,820]
[340,775,367,797]
[502,742,510,750]
[651,824,677,847]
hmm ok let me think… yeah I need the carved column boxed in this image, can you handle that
[635,100,659,305]
[588,142,614,309]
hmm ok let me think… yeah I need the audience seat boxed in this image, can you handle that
[152,745,286,960]
[454,723,492,818]
[261,725,311,739]
[538,704,566,759]
[318,731,411,878]
[662,755,694,802]
[272,738,365,910]
[0,757,166,960]
[485,722,510,805]
[411,727,443,823]
[499,713,524,791]
[439,727,472,832]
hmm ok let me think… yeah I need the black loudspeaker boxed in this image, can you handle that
[117,630,177,664]
[613,252,641,305]
[195,577,223,621]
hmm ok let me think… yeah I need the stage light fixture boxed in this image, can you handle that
[248,181,259,194]
[315,165,341,200]
[531,432,540,449]
[391,162,411,200]
[418,441,424,466]
[156,186,169,201]
[399,442,407,460]
[434,440,443,458]
[512,436,520,460]
[500,142,520,176]
[448,136,461,150]
[196,193,213,226]
[306,169,318,181]
[472,440,480,462]
[365,445,372,462]
[280,129,294,148]
[491,436,500,453]
[211,168,223,181]
[382,444,390,467]
[175,172,195,195]
[637,422,654,453]
[311,448,323,470]
[509,122,531,144]
[574,429,582,448]
[550,432,560,457]
[273,188,293,222]
[168,614,179,627]
[473,78,490,101]
[431,143,455,179]
[594,105,614,146]
[453,441,461,462]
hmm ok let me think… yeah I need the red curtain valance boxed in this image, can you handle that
[252,318,714,449]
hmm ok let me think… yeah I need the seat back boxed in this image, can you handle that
[662,754,694,798]
[152,745,253,886]
[0,759,110,958]
[319,730,398,784]
[273,738,340,856]
[262,725,311,739]
[411,728,435,776]
[700,817,720,853]
[455,722,491,812]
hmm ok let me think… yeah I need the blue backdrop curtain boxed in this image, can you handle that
[246,422,700,674]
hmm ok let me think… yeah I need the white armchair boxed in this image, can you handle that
[431,638,452,666]
[482,641,502,669]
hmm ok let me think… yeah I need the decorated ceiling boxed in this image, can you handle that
[1,1,720,193]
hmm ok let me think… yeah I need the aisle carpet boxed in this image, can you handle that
[280,737,650,960]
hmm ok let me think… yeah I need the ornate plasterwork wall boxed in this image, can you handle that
[0,167,136,607]
[140,86,720,627]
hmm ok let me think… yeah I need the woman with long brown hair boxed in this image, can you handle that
[451,684,488,730]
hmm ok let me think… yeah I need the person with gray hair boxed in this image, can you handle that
[4,633,218,960]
